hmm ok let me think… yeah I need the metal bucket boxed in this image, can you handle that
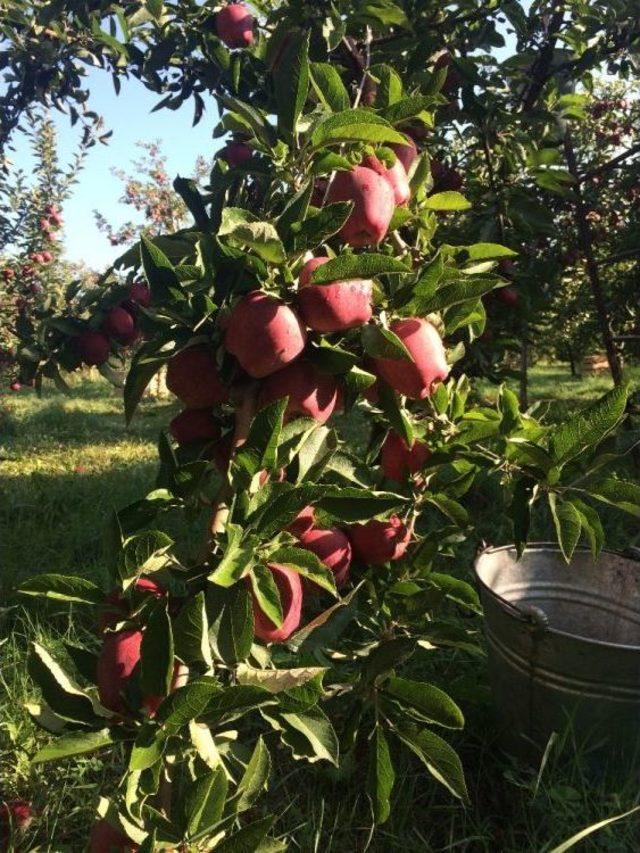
[474,543,640,763]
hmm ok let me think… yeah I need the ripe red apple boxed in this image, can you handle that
[89,819,138,853]
[430,159,463,193]
[97,628,143,714]
[363,154,411,206]
[299,527,352,588]
[497,286,519,307]
[129,281,151,308]
[220,141,253,167]
[100,578,165,632]
[326,165,396,247]
[348,515,411,564]
[296,257,373,332]
[170,408,220,446]
[286,505,316,538]
[225,291,307,378]
[102,306,137,345]
[166,345,228,408]
[38,217,51,232]
[252,564,303,643]
[260,360,340,424]
[391,137,418,172]
[373,317,449,399]
[41,251,53,263]
[2,268,15,281]
[48,210,63,227]
[216,3,254,48]
[0,799,33,844]
[433,51,462,94]
[381,431,431,482]
[9,381,21,392]
[76,330,111,366]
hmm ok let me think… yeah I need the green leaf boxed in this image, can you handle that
[550,383,629,466]
[173,592,213,670]
[586,478,640,518]
[425,192,471,211]
[317,487,408,521]
[548,805,640,853]
[219,208,286,263]
[274,31,310,143]
[124,345,166,425]
[249,563,284,629]
[208,526,256,587]
[548,494,582,563]
[425,573,481,614]
[287,584,361,652]
[208,584,254,665]
[214,816,275,853]
[19,574,104,605]
[382,95,433,125]
[362,638,416,684]
[173,176,209,230]
[237,737,271,812]
[465,243,517,261]
[265,546,337,596]
[382,678,464,728]
[141,603,174,699]
[220,95,276,148]
[27,643,103,725]
[292,202,354,251]
[310,62,350,112]
[311,109,408,148]
[156,678,222,733]
[367,726,395,824]
[264,706,339,765]
[311,253,411,283]
[361,325,412,361]
[183,767,228,838]
[419,276,499,313]
[120,529,174,581]
[394,725,469,802]
[370,63,403,108]
[277,182,313,249]
[233,399,287,483]
[129,723,166,771]
[140,234,180,291]
[568,498,604,560]
[33,728,115,764]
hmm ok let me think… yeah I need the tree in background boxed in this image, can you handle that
[0,112,90,387]
[94,140,211,246]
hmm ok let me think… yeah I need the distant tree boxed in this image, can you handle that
[93,140,210,246]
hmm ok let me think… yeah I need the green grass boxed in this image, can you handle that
[1,366,639,851]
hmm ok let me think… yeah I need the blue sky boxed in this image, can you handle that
[10,67,222,270]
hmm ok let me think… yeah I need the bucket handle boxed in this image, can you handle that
[499,598,550,634]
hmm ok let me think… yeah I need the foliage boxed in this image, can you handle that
[0,1,638,850]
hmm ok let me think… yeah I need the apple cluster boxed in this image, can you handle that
[75,281,151,366]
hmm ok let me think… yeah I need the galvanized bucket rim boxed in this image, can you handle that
[474,542,640,653]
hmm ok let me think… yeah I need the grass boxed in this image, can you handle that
[1,365,639,851]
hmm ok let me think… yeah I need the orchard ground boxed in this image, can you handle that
[1,364,639,851]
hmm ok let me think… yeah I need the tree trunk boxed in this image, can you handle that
[519,335,529,410]
[563,131,623,385]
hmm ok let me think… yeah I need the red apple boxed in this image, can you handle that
[41,251,53,263]
[252,564,303,643]
[326,165,396,247]
[100,578,165,632]
[166,345,228,409]
[129,281,151,308]
[9,381,21,392]
[286,505,316,538]
[77,330,111,366]
[102,306,137,345]
[363,154,411,206]
[225,291,307,378]
[220,141,253,167]
[391,137,418,172]
[1,799,33,844]
[297,257,373,332]
[373,317,449,400]
[497,286,519,307]
[38,217,51,232]
[216,3,254,48]
[97,628,143,714]
[348,515,411,564]
[260,360,340,424]
[433,51,462,94]
[430,159,463,193]
[381,431,431,482]
[89,820,138,853]
[2,268,15,281]
[170,408,220,446]
[299,527,352,587]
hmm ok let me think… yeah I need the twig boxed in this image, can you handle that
[580,142,640,182]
